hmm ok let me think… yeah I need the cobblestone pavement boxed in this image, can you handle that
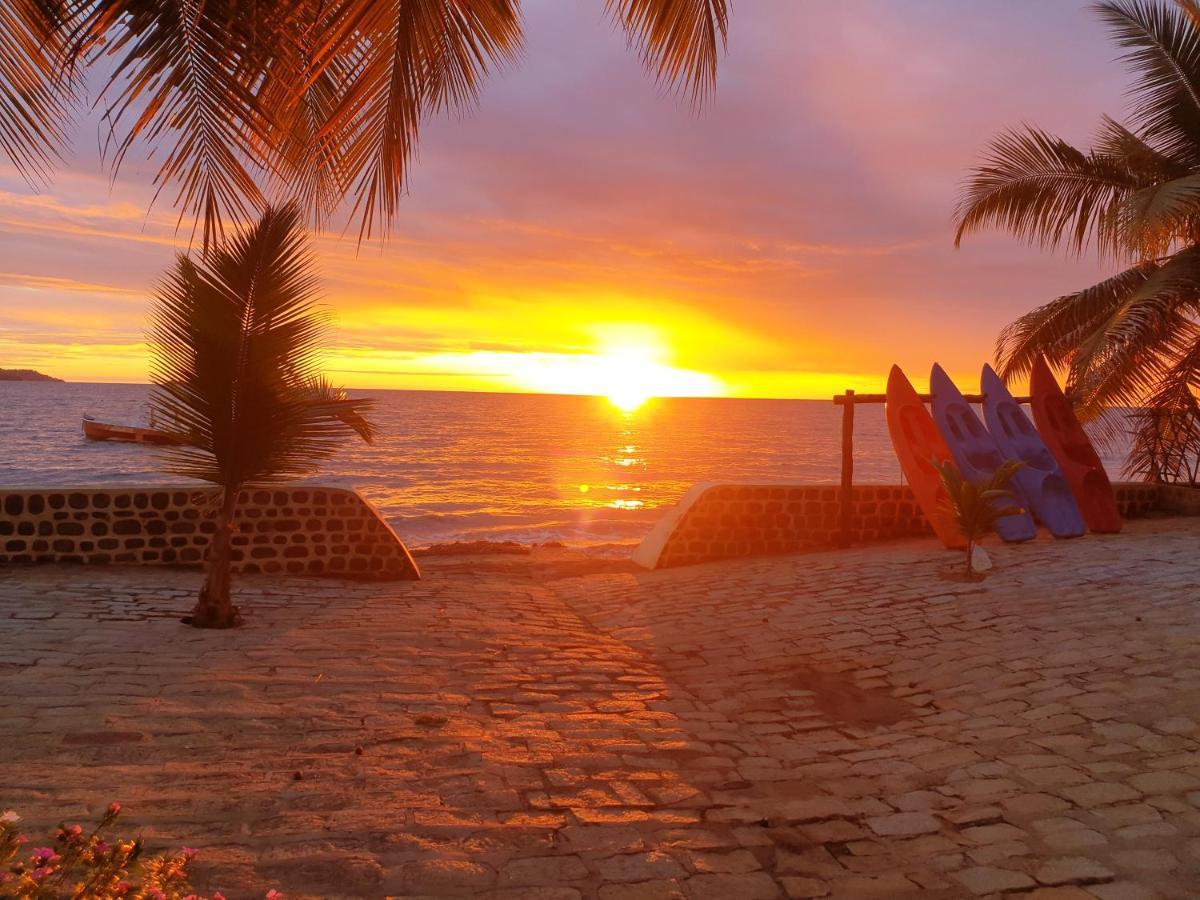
[1,519,1199,899]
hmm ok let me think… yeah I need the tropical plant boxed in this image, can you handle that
[0,803,274,898]
[148,203,375,628]
[934,458,1024,578]
[0,0,729,247]
[955,0,1200,485]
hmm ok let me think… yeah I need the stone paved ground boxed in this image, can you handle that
[1,519,1199,899]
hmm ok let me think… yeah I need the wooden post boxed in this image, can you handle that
[839,390,855,547]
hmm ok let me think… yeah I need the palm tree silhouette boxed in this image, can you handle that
[956,0,1200,484]
[148,203,376,628]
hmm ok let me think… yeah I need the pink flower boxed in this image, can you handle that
[31,866,52,879]
[95,840,108,852]
[182,846,198,859]
[0,811,18,824]
[266,891,284,899]
[107,802,122,815]
[213,893,226,900]
[31,847,57,863]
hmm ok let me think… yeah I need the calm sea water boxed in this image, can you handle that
[0,383,1129,550]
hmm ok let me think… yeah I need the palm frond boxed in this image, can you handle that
[1176,0,1200,31]
[1094,113,1192,177]
[1127,401,1200,481]
[300,375,377,444]
[147,203,376,487]
[1067,246,1200,410]
[1119,171,1200,256]
[605,0,728,105]
[996,262,1157,380]
[268,65,351,232]
[312,0,523,241]
[71,0,280,249]
[935,457,1024,544]
[1124,322,1200,481]
[1094,0,1200,166]
[3,0,731,242]
[0,0,73,183]
[1070,325,1184,418]
[1079,243,1200,343]
[954,125,1142,258]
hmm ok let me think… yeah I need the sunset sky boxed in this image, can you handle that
[0,1,1131,398]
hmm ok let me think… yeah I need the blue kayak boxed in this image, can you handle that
[981,365,1085,538]
[930,364,1036,543]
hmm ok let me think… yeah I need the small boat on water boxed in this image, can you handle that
[1028,356,1122,533]
[82,415,189,446]
[980,364,1084,538]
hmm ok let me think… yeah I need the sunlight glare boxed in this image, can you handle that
[508,328,723,411]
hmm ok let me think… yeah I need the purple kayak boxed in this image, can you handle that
[930,363,1036,543]
[981,364,1084,538]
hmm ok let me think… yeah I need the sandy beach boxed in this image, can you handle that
[2,520,1198,898]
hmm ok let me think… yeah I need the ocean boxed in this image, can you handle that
[0,382,1130,551]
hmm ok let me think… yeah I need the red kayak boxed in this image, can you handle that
[886,365,967,549]
[1028,357,1121,533]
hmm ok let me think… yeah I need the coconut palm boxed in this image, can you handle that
[955,0,1200,484]
[0,0,729,247]
[148,203,376,628]
[935,458,1025,578]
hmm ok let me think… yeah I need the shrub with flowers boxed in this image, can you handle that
[0,805,275,900]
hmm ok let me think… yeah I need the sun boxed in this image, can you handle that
[606,384,652,412]
[597,360,656,411]
[576,345,719,412]
[506,324,724,407]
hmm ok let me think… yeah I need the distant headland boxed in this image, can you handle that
[0,368,63,382]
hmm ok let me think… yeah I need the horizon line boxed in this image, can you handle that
[13,380,856,403]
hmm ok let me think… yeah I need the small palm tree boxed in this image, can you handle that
[148,203,375,628]
[955,0,1200,483]
[935,458,1025,578]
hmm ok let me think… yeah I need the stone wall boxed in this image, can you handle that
[0,486,419,580]
[633,481,1200,570]
[1158,484,1200,516]
[1116,483,1164,518]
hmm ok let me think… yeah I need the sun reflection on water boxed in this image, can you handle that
[609,498,645,509]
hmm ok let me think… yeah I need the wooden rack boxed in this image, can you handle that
[832,389,1032,547]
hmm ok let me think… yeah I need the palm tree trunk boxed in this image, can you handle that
[965,537,975,578]
[190,486,243,628]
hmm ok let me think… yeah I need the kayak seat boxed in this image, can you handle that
[1022,448,1058,472]
[999,404,1037,439]
[963,412,987,438]
[945,414,964,441]
[966,448,1004,472]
